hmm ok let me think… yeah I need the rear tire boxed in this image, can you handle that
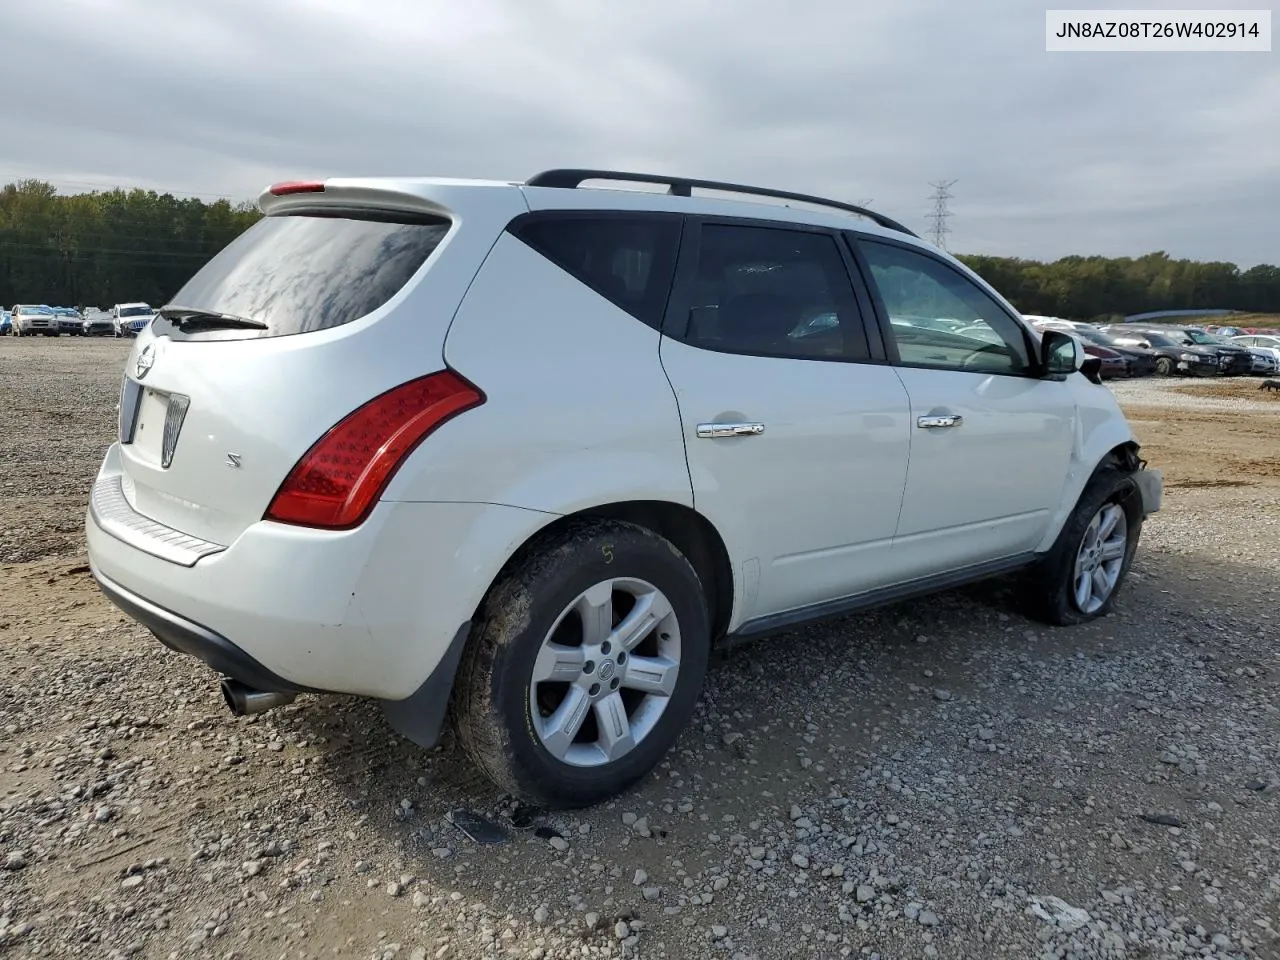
[452,519,711,808]
[1021,466,1143,626]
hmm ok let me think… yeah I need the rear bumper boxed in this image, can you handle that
[85,444,550,700]
[91,563,321,694]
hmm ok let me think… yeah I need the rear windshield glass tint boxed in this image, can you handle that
[155,212,450,339]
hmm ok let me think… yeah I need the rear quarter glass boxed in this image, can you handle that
[152,211,451,342]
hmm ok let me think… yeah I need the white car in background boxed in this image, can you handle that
[85,168,1163,807]
[11,304,59,337]
[113,303,156,337]
[1233,334,1280,368]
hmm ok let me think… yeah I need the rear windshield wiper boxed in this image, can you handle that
[158,305,268,331]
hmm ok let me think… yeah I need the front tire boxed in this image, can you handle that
[453,519,711,808]
[1154,357,1174,376]
[1022,466,1143,626]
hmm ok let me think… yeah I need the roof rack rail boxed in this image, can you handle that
[525,168,919,239]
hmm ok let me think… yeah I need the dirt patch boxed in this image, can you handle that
[1171,380,1280,402]
[1165,478,1254,489]
[1120,401,1280,488]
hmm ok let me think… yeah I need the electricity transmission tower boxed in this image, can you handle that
[926,180,958,250]
[855,198,874,207]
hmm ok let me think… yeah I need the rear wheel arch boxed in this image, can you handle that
[477,499,735,645]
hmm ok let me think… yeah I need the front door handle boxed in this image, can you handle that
[696,422,766,439]
[917,414,963,429]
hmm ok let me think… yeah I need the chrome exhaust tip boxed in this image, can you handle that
[220,678,296,717]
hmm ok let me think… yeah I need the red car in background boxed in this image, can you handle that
[1080,342,1132,378]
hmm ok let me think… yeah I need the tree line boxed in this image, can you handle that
[2,178,1277,319]
[0,179,260,309]
[958,251,1280,322]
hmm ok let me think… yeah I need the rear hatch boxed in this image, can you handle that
[111,180,525,547]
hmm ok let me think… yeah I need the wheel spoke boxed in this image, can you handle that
[1091,567,1110,602]
[576,582,615,646]
[1098,505,1122,540]
[611,590,673,652]
[532,642,586,684]
[1100,538,1126,562]
[1083,513,1101,548]
[593,692,635,761]
[621,654,679,697]
[540,686,591,760]
[1074,570,1093,610]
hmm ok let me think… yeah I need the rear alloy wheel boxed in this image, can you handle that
[453,519,709,808]
[1154,356,1174,376]
[529,579,682,768]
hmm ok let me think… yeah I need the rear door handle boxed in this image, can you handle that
[917,414,963,429]
[696,422,766,439]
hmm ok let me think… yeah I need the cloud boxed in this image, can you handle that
[1,0,1275,265]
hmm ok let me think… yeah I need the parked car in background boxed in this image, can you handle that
[1080,342,1130,379]
[112,303,156,337]
[1105,325,1252,376]
[84,169,1162,807]
[82,308,115,336]
[0,309,11,335]
[1238,347,1278,375]
[11,304,59,337]
[1031,319,1158,377]
[1233,334,1280,366]
[1101,326,1221,377]
[52,307,84,335]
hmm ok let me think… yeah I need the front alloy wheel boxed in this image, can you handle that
[1072,503,1127,614]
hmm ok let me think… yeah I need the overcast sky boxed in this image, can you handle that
[2,0,1275,266]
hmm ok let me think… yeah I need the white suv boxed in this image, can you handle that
[85,170,1162,807]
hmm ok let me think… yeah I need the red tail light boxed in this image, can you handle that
[269,180,326,196]
[264,371,484,530]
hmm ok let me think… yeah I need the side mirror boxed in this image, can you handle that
[1041,329,1083,374]
[1041,329,1102,384]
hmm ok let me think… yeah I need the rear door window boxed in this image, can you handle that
[153,212,450,340]
[675,222,871,362]
[509,213,681,329]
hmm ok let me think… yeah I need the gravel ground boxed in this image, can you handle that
[1,338,1278,960]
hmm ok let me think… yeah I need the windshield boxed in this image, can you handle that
[20,305,54,315]
[119,306,152,317]
[1183,330,1217,345]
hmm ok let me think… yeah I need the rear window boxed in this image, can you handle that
[154,212,450,340]
[510,213,681,329]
